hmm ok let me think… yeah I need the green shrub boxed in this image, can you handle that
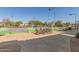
[34,28,52,35]
[0,34,4,36]
[75,33,79,38]
[34,29,39,35]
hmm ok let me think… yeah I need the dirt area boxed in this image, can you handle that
[0,31,62,42]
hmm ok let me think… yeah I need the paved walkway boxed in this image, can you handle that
[18,34,71,52]
[61,34,75,37]
[0,30,76,52]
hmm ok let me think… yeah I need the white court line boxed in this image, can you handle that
[61,34,75,37]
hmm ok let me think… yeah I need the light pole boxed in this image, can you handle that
[69,13,77,32]
[48,7,56,22]
[48,7,56,32]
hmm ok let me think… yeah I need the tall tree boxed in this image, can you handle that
[54,20,63,27]
[15,21,23,27]
[64,22,71,27]
[28,20,44,27]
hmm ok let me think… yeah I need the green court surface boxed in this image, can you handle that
[26,28,36,33]
[0,27,36,36]
[0,28,9,31]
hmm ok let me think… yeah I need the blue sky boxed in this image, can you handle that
[0,7,79,22]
